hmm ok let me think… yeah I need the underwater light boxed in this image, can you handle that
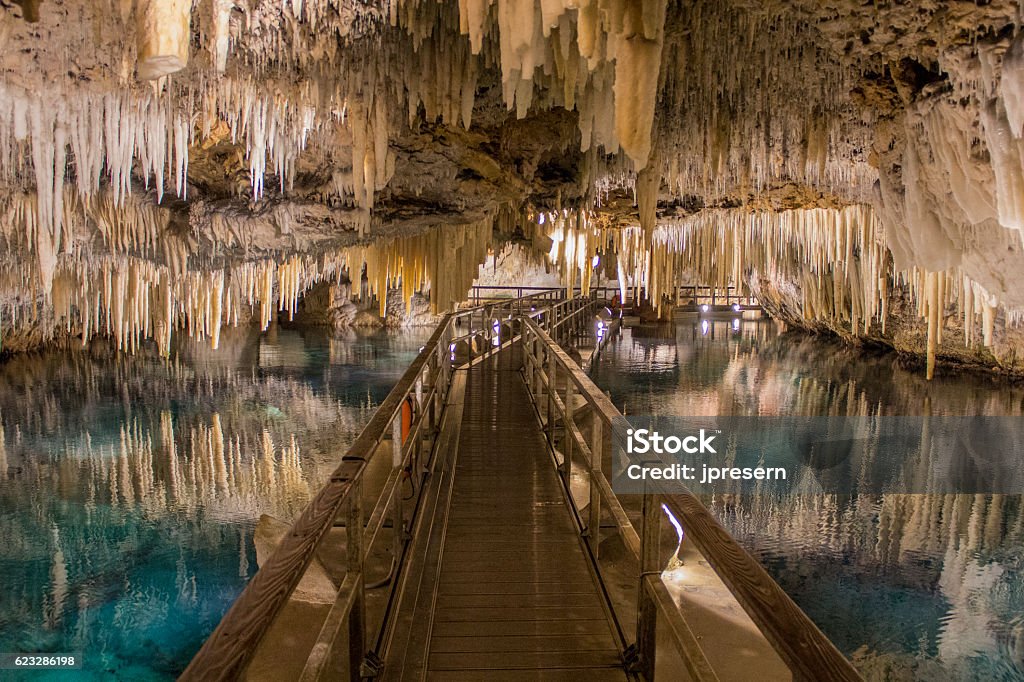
[733,319,740,330]
[701,320,709,335]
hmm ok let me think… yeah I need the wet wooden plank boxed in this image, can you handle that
[438,570,595,585]
[431,634,616,654]
[428,650,623,671]
[434,592,603,610]
[433,605,609,623]
[438,581,598,596]
[431,619,616,638]
[426,669,626,682]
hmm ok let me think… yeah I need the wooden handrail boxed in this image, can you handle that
[519,317,861,681]
[659,493,860,681]
[181,292,596,681]
[180,315,454,681]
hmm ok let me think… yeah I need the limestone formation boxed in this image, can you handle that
[1,1,1024,377]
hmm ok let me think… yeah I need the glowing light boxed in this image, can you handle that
[662,503,685,544]
[701,304,709,313]
[661,503,685,570]
[701,320,709,335]
[592,254,601,268]
[732,303,741,312]
[733,318,740,331]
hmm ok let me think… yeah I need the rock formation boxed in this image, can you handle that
[1,1,1023,377]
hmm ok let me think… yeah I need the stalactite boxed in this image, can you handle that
[533,204,1018,379]
[206,0,234,75]
[925,270,941,380]
[136,0,194,81]
[0,209,496,355]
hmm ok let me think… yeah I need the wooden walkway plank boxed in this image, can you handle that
[419,352,628,679]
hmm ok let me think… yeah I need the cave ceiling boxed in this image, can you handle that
[1,0,1024,370]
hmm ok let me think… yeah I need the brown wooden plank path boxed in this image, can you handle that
[420,351,627,681]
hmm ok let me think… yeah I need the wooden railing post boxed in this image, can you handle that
[546,347,557,437]
[587,417,603,557]
[391,412,406,573]
[346,480,366,682]
[531,334,541,398]
[563,376,574,480]
[636,490,661,680]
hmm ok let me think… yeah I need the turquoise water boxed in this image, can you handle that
[0,325,432,680]
[590,316,1024,681]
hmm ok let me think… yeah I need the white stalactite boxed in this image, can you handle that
[136,0,194,81]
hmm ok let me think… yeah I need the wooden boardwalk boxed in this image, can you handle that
[388,351,628,681]
[183,301,861,682]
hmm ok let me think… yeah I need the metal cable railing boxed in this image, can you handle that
[519,316,861,681]
[180,291,601,681]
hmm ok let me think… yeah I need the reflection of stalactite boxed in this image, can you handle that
[0,415,6,476]
[45,525,68,630]
[65,415,312,521]
[238,530,249,579]
[161,411,180,503]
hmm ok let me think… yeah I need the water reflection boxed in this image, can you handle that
[0,325,431,680]
[591,317,1024,681]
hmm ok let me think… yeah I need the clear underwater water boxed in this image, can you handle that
[589,316,1024,682]
[0,325,432,680]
